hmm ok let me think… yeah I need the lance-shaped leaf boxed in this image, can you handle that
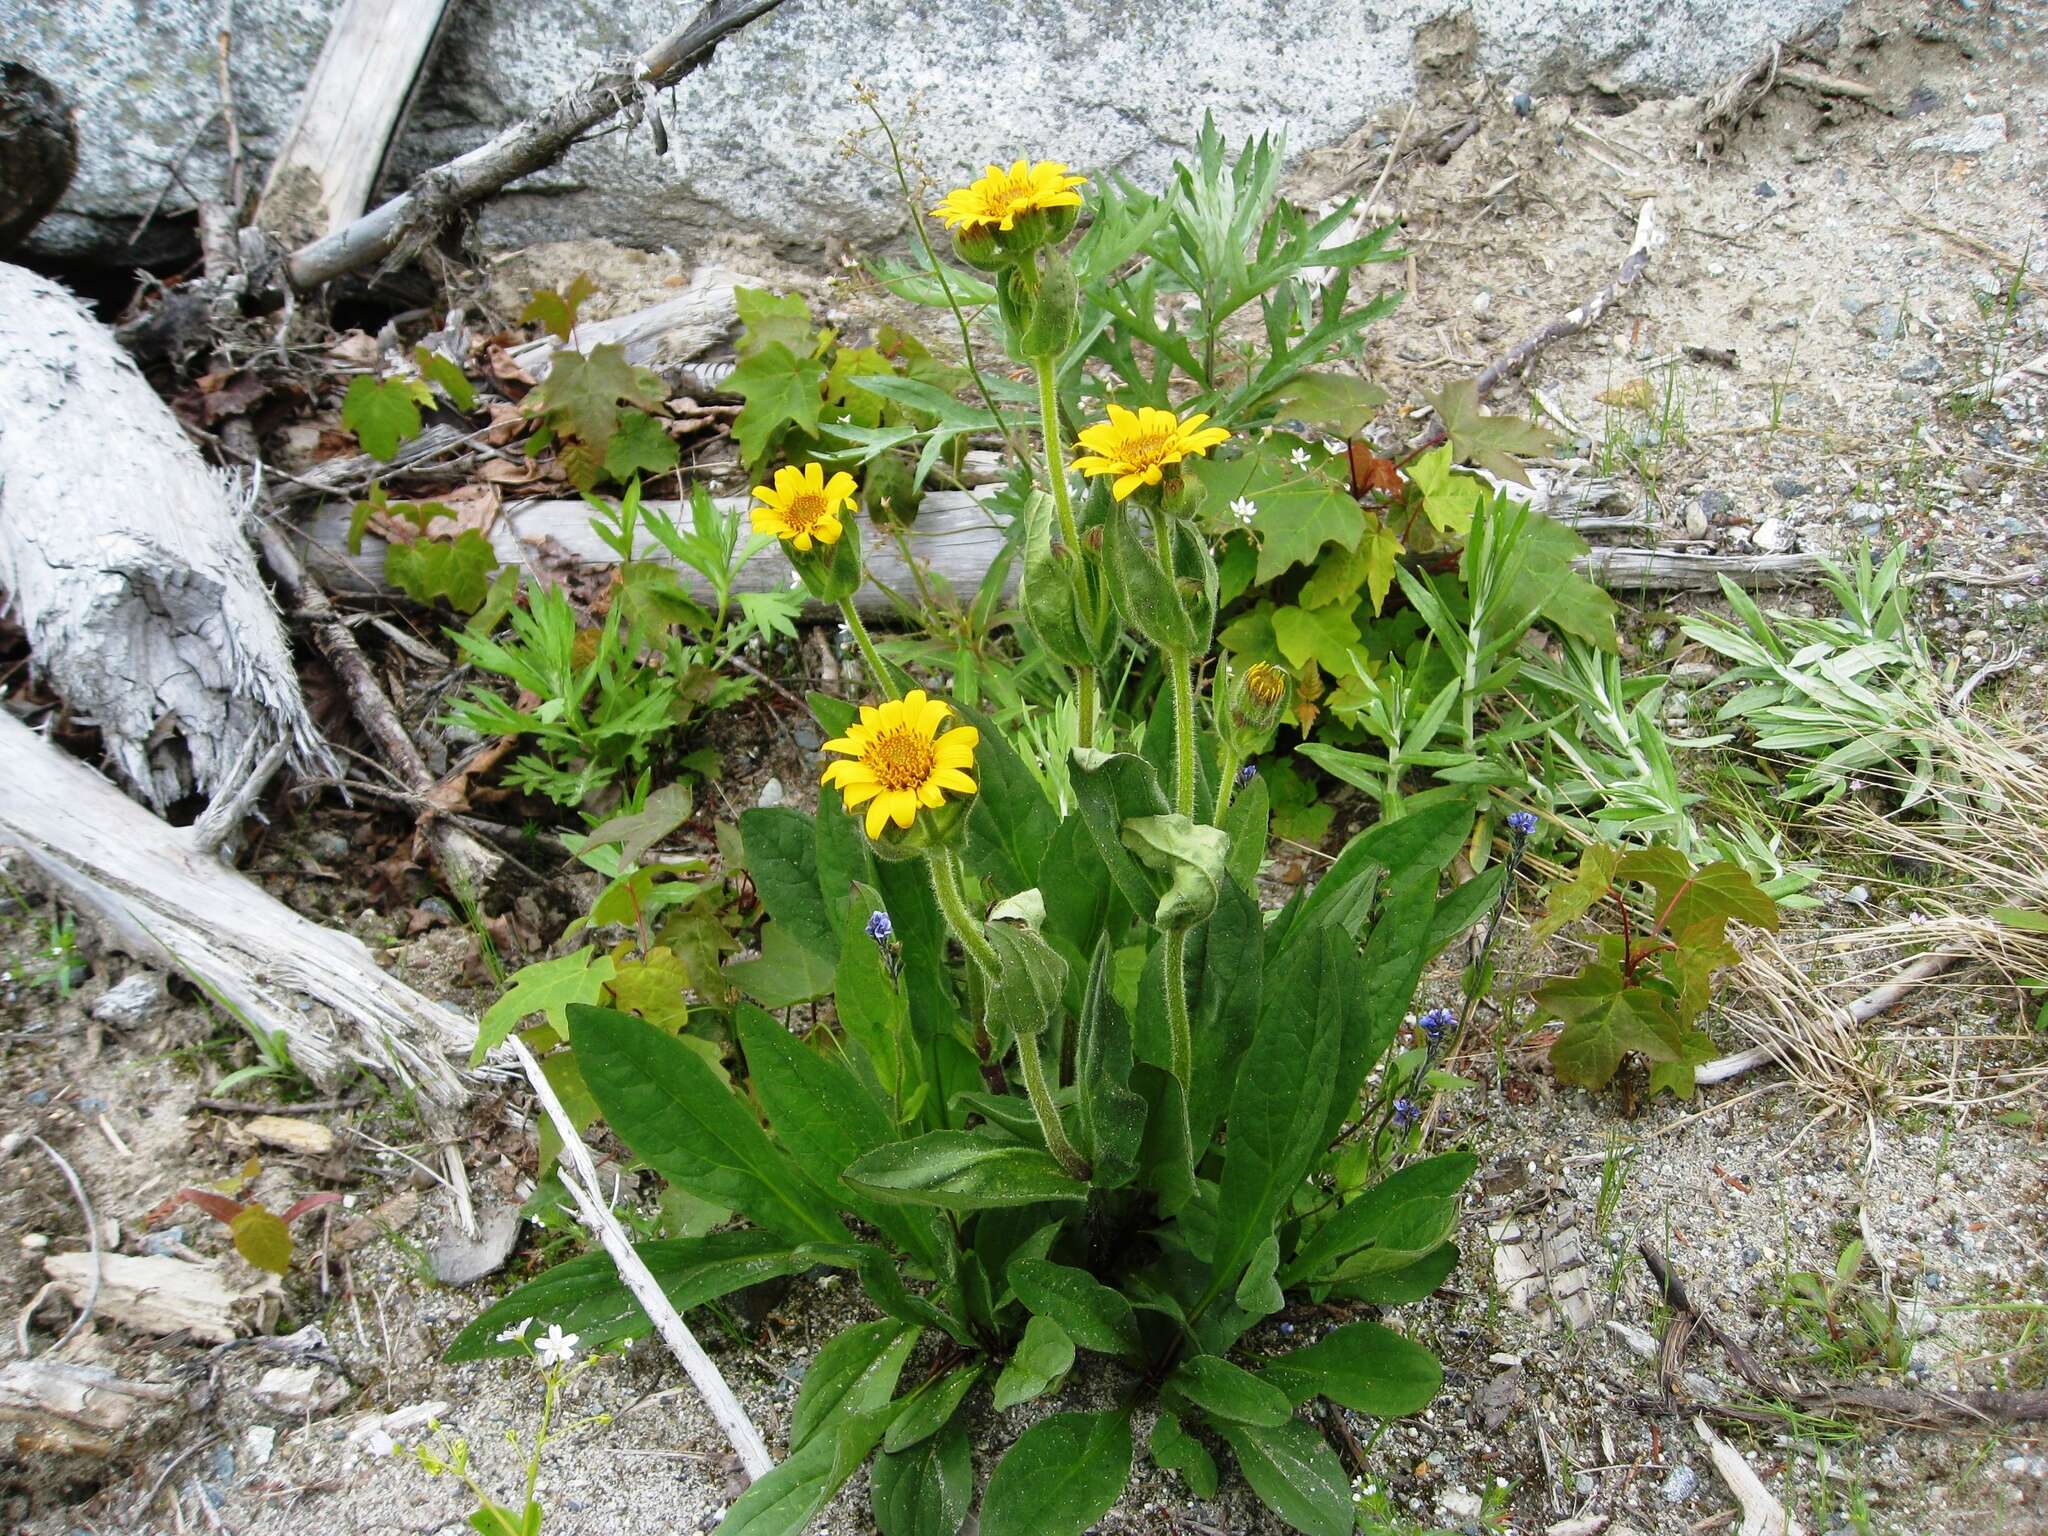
[991,1314,1074,1410]
[790,1319,918,1452]
[981,914,1067,1047]
[1284,1152,1476,1286]
[1069,748,1171,916]
[1215,1417,1355,1536]
[981,1409,1134,1536]
[1259,1319,1444,1418]
[1167,1354,1291,1426]
[1120,814,1229,932]
[1149,1409,1218,1499]
[871,1413,972,1536]
[1009,1257,1142,1360]
[1074,935,1146,1189]
[843,1132,1087,1211]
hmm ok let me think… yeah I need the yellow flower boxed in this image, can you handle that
[751,463,855,551]
[1069,404,1231,501]
[1243,661,1287,707]
[932,159,1088,233]
[820,689,980,838]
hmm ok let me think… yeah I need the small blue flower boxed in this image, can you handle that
[1418,1007,1455,1043]
[1236,761,1258,788]
[865,910,893,943]
[1506,810,1539,838]
[1392,1096,1419,1129]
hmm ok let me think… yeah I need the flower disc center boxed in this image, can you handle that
[864,727,937,792]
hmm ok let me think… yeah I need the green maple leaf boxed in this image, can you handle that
[1405,444,1482,538]
[414,346,476,412]
[1425,378,1560,484]
[584,781,694,869]
[1646,1021,1720,1100]
[822,345,897,430]
[522,274,594,341]
[735,286,815,359]
[1272,601,1360,675]
[1615,848,1779,948]
[602,409,681,482]
[1536,961,1684,1091]
[1359,518,1404,615]
[472,947,617,1064]
[385,529,499,613]
[1266,371,1388,437]
[1533,844,1622,940]
[1297,543,1370,610]
[342,374,432,461]
[529,343,668,458]
[606,946,695,1032]
[727,341,828,466]
[1186,435,1364,582]
[1503,510,1618,651]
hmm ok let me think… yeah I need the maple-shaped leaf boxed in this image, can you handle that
[1266,371,1388,437]
[1615,848,1779,948]
[1536,961,1684,1091]
[1503,508,1619,652]
[385,529,499,613]
[1405,443,1483,538]
[472,947,616,1064]
[735,286,815,360]
[606,945,694,1032]
[822,344,897,430]
[1645,1020,1719,1100]
[522,274,594,341]
[231,1205,294,1274]
[1347,442,1404,495]
[727,341,828,466]
[585,781,694,869]
[1359,518,1404,615]
[1424,378,1560,484]
[1186,436,1364,583]
[1657,933,1742,1026]
[342,374,432,461]
[1272,601,1361,675]
[1533,843,1622,941]
[528,343,668,457]
[414,346,477,412]
[602,409,680,482]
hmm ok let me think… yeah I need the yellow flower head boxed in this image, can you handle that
[1243,661,1287,707]
[932,159,1088,233]
[751,463,855,551]
[820,689,980,839]
[1069,404,1231,502]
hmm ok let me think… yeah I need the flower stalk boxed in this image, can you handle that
[1033,354,1095,748]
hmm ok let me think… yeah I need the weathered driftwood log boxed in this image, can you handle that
[255,0,455,247]
[0,1358,183,1458]
[283,0,787,291]
[0,263,331,810]
[0,62,76,251]
[0,710,476,1107]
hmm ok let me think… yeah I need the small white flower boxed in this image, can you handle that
[496,1317,534,1344]
[534,1323,579,1368]
[1289,446,1312,471]
[1230,495,1257,526]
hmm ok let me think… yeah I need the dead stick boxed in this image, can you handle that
[1696,948,1965,1087]
[509,1037,773,1479]
[191,1096,366,1116]
[284,0,786,290]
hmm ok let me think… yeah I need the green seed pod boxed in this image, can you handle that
[1019,249,1078,360]
[951,222,1012,272]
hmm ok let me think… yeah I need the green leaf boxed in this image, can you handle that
[342,373,429,461]
[1069,747,1173,917]
[584,781,693,870]
[991,1314,1074,1410]
[569,1004,846,1243]
[1234,1233,1284,1317]
[474,948,616,1063]
[1332,1242,1460,1305]
[1534,962,1685,1091]
[735,1006,937,1264]
[1425,375,1560,482]
[883,1364,982,1454]
[1120,814,1229,932]
[1533,844,1622,941]
[728,341,828,465]
[982,916,1068,1046]
[1360,519,1404,615]
[385,529,499,612]
[1074,934,1146,1190]
[1009,1257,1142,1359]
[727,921,836,1008]
[230,1205,292,1274]
[1405,443,1482,537]
[1215,1418,1354,1536]
[603,410,680,481]
[715,1410,885,1536]
[1187,435,1365,582]
[1149,1410,1218,1499]
[1259,1319,1444,1417]
[842,1132,1087,1212]
[735,286,815,359]
[414,346,477,412]
[529,343,668,455]
[1266,371,1388,436]
[1615,848,1780,947]
[959,705,1056,895]
[1209,928,1342,1303]
[981,1410,1134,1536]
[1168,1355,1291,1427]
[1506,508,1618,651]
[872,1415,971,1536]
[522,274,593,341]
[791,1319,918,1451]
[445,1230,810,1361]
[1285,1152,1476,1285]
[1994,906,2048,933]
[1285,797,1473,945]
[1272,601,1361,676]
[741,808,837,963]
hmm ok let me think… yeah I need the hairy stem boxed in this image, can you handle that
[1167,648,1197,817]
[1164,928,1192,1089]
[1015,1024,1089,1180]
[1076,665,1097,753]
[838,598,895,700]
[1034,354,1096,751]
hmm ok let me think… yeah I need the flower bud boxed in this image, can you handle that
[1159,469,1206,522]
[1018,250,1079,360]
[1232,660,1289,733]
[787,515,864,604]
[951,221,1012,272]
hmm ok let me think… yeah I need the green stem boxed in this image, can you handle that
[1163,927,1192,1089]
[1213,741,1239,826]
[838,598,895,700]
[928,849,1086,1179]
[1034,354,1095,752]
[1167,648,1197,817]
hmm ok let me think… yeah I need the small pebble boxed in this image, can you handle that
[1662,1465,1699,1503]
[1512,92,1533,116]
[755,777,785,809]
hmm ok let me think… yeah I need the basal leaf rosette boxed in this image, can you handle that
[752,461,861,600]
[821,689,979,852]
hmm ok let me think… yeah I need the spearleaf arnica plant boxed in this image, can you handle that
[459,135,1490,1536]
